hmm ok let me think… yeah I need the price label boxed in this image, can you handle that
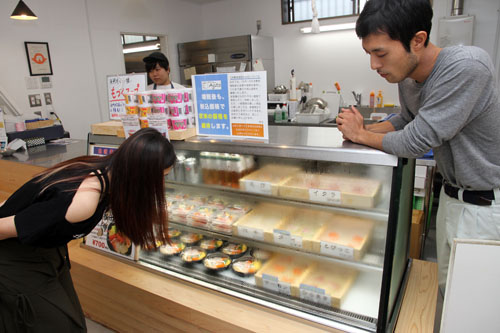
[237,226,264,241]
[244,180,272,195]
[273,229,303,249]
[320,241,354,260]
[299,284,331,307]
[309,188,341,205]
[262,274,291,296]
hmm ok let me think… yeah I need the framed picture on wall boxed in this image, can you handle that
[25,42,53,76]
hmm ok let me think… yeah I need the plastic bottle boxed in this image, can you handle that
[282,104,288,122]
[274,104,282,122]
[289,70,297,101]
[369,91,375,108]
[376,90,383,108]
[309,82,314,98]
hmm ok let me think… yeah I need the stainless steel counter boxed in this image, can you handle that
[0,139,87,168]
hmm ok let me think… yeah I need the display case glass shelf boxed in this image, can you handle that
[88,126,414,332]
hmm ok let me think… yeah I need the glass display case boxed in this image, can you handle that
[88,126,415,332]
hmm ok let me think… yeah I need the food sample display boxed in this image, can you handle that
[232,256,262,276]
[221,243,248,258]
[293,264,358,308]
[313,214,375,261]
[255,255,311,296]
[170,202,196,224]
[272,209,327,251]
[168,228,182,239]
[211,210,245,234]
[233,203,291,242]
[239,164,302,196]
[181,247,207,263]
[180,232,203,246]
[199,238,224,252]
[187,206,217,228]
[203,253,232,271]
[279,173,381,208]
[107,223,132,255]
[159,241,186,256]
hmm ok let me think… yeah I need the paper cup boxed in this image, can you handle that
[137,91,153,105]
[139,105,152,117]
[124,93,138,105]
[152,104,168,114]
[169,103,192,117]
[167,90,184,104]
[183,89,193,103]
[172,116,187,130]
[139,117,149,128]
[125,105,139,115]
[187,114,196,128]
[151,90,167,104]
[167,118,173,130]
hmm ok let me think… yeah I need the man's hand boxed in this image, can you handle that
[336,106,365,142]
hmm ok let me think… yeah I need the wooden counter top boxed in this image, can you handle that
[68,241,437,333]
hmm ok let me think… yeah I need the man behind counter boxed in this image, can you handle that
[336,0,500,295]
[143,52,184,90]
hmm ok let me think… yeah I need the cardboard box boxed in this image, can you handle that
[409,209,424,259]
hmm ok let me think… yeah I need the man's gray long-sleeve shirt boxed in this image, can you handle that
[383,46,500,190]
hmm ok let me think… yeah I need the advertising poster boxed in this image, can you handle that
[85,212,137,261]
[192,71,268,140]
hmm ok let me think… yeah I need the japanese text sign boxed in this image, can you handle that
[107,73,147,119]
[192,71,268,140]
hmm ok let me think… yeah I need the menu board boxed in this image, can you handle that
[85,212,138,261]
[192,71,268,140]
[107,73,147,119]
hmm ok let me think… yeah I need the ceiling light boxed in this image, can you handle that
[10,0,38,20]
[300,22,356,34]
[123,44,160,54]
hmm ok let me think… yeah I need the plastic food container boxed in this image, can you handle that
[137,91,153,105]
[251,248,273,261]
[139,105,152,117]
[170,203,196,224]
[159,241,185,256]
[199,238,223,252]
[168,228,182,239]
[171,116,187,130]
[211,210,244,234]
[221,243,248,258]
[181,246,207,263]
[152,104,168,114]
[125,105,138,115]
[167,90,184,104]
[123,92,138,105]
[187,206,216,228]
[150,91,167,104]
[180,232,203,246]
[232,256,262,276]
[139,117,149,128]
[203,253,231,271]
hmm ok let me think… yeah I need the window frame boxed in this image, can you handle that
[281,0,363,25]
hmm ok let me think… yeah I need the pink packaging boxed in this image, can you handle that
[152,104,168,114]
[151,91,167,104]
[169,103,192,117]
[172,116,187,130]
[183,89,193,103]
[167,90,183,104]
[167,118,173,130]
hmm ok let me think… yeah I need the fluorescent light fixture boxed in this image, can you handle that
[10,0,37,20]
[300,22,355,34]
[123,44,160,54]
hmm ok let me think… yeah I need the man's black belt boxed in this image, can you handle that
[444,183,495,206]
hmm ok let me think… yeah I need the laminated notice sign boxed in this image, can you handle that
[85,212,138,261]
[192,71,268,140]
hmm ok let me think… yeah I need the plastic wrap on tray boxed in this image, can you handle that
[312,213,374,261]
[255,255,312,296]
[187,206,217,229]
[239,164,302,196]
[169,202,196,224]
[232,203,291,242]
[210,210,246,234]
[292,264,358,308]
[278,173,381,208]
[272,209,327,251]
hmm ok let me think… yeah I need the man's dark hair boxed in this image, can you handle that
[356,0,433,52]
[145,60,169,73]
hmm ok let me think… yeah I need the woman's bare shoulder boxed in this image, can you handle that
[65,175,102,223]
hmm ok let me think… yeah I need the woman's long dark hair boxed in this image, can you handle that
[36,128,176,248]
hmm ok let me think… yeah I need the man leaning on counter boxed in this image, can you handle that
[336,0,500,296]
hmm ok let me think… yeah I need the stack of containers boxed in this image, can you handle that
[124,93,139,116]
[137,91,153,128]
[167,88,194,131]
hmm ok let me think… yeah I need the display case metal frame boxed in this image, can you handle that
[87,125,414,333]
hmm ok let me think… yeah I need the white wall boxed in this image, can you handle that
[0,0,202,139]
[199,0,500,106]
